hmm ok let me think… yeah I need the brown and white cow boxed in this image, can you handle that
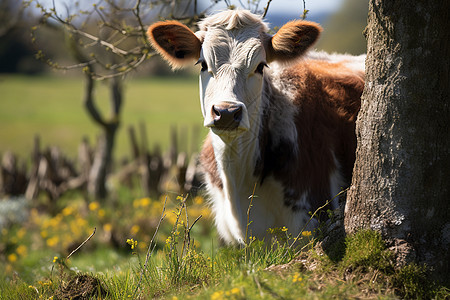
[147,10,364,245]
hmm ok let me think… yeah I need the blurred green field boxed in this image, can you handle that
[0,75,207,159]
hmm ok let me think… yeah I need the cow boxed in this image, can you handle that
[147,9,364,245]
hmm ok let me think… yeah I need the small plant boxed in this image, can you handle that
[342,229,394,272]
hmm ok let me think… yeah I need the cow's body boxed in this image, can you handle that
[147,10,364,244]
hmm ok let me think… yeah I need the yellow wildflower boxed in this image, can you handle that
[292,272,303,283]
[46,236,59,247]
[70,222,81,236]
[17,228,26,239]
[126,238,138,250]
[16,245,27,256]
[89,202,99,211]
[38,280,52,286]
[130,225,140,235]
[103,223,112,232]
[7,253,18,263]
[302,231,312,237]
[140,197,151,207]
[75,217,87,228]
[62,206,74,216]
[230,287,240,295]
[49,215,62,228]
[193,196,204,205]
[210,290,224,300]
[98,209,106,218]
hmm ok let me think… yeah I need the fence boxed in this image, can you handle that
[0,123,204,201]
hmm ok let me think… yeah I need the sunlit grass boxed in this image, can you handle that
[1,190,447,299]
[0,74,207,159]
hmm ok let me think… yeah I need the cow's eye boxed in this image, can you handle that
[201,61,208,72]
[255,62,268,75]
[196,59,208,72]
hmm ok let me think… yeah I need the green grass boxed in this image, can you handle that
[0,74,207,159]
[2,190,447,299]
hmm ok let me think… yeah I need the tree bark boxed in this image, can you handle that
[85,75,122,200]
[345,0,450,280]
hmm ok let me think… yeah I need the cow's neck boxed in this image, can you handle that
[211,120,262,196]
[209,96,264,238]
[209,73,298,242]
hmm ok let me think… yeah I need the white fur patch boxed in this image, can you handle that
[263,64,299,148]
[329,152,347,210]
[306,50,366,73]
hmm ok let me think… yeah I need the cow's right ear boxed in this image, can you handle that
[147,21,202,69]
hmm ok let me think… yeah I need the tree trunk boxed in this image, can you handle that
[345,0,450,280]
[85,75,122,200]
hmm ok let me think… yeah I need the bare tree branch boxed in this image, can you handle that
[262,0,272,18]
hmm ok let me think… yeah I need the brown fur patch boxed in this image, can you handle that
[257,60,363,214]
[199,134,223,190]
[147,21,201,68]
[267,20,322,62]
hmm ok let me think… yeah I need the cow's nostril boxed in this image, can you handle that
[234,106,243,122]
[212,105,221,120]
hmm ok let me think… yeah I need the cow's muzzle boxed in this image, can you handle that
[210,104,243,130]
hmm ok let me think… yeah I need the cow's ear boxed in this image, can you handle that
[266,20,322,63]
[147,21,202,69]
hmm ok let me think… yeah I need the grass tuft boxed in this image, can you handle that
[342,229,394,272]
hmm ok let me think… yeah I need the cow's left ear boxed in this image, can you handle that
[147,21,202,69]
[266,20,322,63]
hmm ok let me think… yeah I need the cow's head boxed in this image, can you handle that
[147,10,321,136]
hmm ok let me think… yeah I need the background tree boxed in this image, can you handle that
[29,0,270,199]
[316,0,368,55]
[345,0,450,281]
[0,0,44,73]
[31,0,158,199]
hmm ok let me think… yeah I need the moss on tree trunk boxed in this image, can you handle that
[345,0,450,282]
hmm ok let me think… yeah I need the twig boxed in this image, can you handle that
[133,0,152,49]
[186,214,202,250]
[301,0,309,20]
[66,227,96,260]
[133,196,167,298]
[289,188,348,249]
[169,195,187,259]
[47,1,129,56]
[282,188,349,259]
[244,182,257,261]
[279,188,349,262]
[262,0,272,18]
[182,197,190,256]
